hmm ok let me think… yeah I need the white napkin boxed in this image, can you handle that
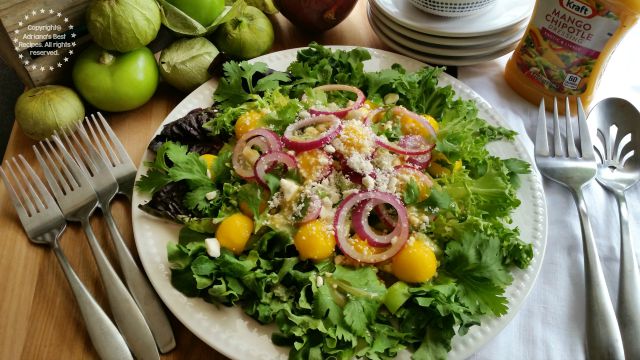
[457,30,640,360]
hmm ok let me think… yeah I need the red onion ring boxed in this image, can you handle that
[333,191,409,263]
[352,199,402,247]
[282,115,342,152]
[304,84,365,118]
[253,151,298,186]
[232,128,282,179]
[375,137,433,156]
[372,106,436,156]
[374,203,397,229]
[398,135,434,169]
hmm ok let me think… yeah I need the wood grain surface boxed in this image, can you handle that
[0,2,388,359]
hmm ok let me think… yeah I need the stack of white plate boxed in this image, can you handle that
[368,0,535,66]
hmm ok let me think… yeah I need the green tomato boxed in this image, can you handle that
[72,44,159,112]
[166,0,225,26]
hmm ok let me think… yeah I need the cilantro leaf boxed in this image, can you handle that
[444,232,512,316]
[214,61,289,108]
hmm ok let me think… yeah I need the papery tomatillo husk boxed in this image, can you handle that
[15,86,85,140]
[159,38,220,92]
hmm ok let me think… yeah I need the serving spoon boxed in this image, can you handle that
[589,97,640,360]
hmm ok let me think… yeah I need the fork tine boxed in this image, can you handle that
[1,161,32,218]
[565,98,579,158]
[20,154,58,210]
[13,155,46,212]
[553,98,564,157]
[51,135,93,189]
[577,98,595,160]
[45,138,80,190]
[535,99,550,157]
[97,112,132,166]
[12,157,46,213]
[61,129,98,177]
[88,114,119,166]
[34,142,69,200]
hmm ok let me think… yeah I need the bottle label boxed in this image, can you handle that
[514,0,620,95]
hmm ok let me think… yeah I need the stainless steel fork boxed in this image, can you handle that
[87,113,137,199]
[60,121,175,353]
[535,97,624,359]
[0,156,132,360]
[34,137,160,360]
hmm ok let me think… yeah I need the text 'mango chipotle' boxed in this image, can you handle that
[504,0,640,114]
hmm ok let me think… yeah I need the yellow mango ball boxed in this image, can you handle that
[216,213,254,255]
[391,238,437,283]
[294,220,336,261]
[235,110,266,139]
[199,154,217,179]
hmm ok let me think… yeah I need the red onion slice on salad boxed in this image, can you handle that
[353,199,402,247]
[304,84,365,118]
[333,191,409,263]
[283,115,342,152]
[254,151,298,186]
[398,135,434,169]
[232,128,282,179]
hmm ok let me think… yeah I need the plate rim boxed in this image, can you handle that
[368,6,520,57]
[131,46,548,360]
[369,18,519,66]
[369,3,526,48]
[371,0,534,37]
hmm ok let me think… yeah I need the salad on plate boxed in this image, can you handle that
[136,44,534,360]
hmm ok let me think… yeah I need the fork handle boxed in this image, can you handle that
[573,188,625,360]
[52,244,133,360]
[614,191,640,360]
[102,203,176,353]
[80,219,160,360]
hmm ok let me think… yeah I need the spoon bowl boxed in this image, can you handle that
[590,97,640,192]
[588,97,640,360]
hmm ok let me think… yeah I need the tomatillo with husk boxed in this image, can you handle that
[15,85,85,140]
[159,37,219,92]
[86,0,161,52]
[72,44,159,112]
[213,5,274,59]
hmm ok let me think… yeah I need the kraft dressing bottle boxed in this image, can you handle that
[504,0,640,114]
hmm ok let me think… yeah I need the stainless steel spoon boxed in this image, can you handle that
[589,97,640,360]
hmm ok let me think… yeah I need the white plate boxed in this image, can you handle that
[132,47,547,360]
[370,1,527,47]
[372,0,534,37]
[371,18,518,66]
[369,6,520,57]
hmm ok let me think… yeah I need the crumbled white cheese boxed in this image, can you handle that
[346,153,374,175]
[280,178,300,202]
[319,196,335,220]
[205,191,218,201]
[205,238,221,258]
[316,276,324,287]
[323,144,336,153]
[362,175,375,190]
